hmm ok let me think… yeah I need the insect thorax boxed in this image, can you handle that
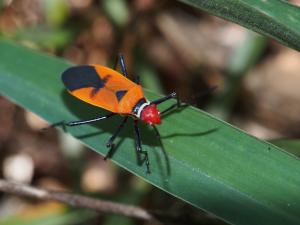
[132,98,150,118]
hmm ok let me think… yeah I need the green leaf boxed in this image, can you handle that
[271,139,300,158]
[179,0,300,51]
[1,39,300,225]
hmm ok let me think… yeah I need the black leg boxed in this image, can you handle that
[119,53,128,78]
[159,86,217,115]
[113,53,119,70]
[105,116,129,159]
[65,113,115,126]
[150,92,185,115]
[152,125,161,141]
[161,93,188,115]
[161,86,217,115]
[113,53,141,83]
[150,92,177,105]
[161,93,180,114]
[44,113,115,130]
[134,120,150,173]
[134,73,140,84]
[114,53,128,78]
[152,125,171,175]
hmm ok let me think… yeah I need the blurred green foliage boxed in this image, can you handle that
[41,0,70,28]
[207,32,267,118]
[0,0,4,10]
[102,0,130,28]
[11,26,74,49]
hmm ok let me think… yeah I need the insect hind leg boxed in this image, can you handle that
[134,120,150,173]
[43,113,115,131]
[113,53,141,84]
[133,73,140,84]
[114,53,128,78]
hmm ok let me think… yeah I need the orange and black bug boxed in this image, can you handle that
[54,54,181,173]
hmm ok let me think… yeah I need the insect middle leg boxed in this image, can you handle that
[105,116,129,159]
[134,120,150,173]
[114,53,141,84]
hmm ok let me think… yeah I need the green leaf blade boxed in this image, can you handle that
[1,39,300,225]
[179,0,300,51]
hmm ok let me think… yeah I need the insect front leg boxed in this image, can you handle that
[134,120,150,173]
[151,92,186,115]
[161,93,186,115]
[161,86,217,114]
[150,92,177,105]
[105,116,129,159]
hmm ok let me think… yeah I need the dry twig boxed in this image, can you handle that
[0,179,156,222]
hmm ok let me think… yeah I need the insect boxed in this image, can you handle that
[54,54,181,173]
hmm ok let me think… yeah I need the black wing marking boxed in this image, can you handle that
[115,90,128,102]
[62,66,108,91]
[90,75,111,97]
